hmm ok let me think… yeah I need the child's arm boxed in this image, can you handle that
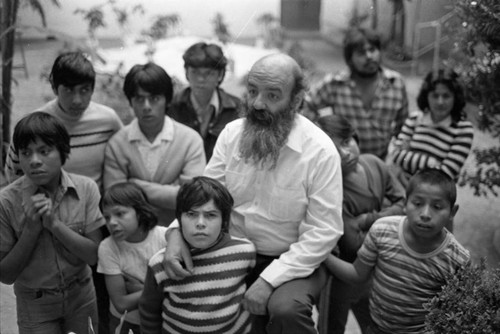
[324,253,373,284]
[139,266,164,334]
[0,193,47,284]
[41,200,102,265]
[105,274,143,314]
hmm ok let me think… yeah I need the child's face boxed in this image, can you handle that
[18,137,62,192]
[331,135,360,175]
[406,182,458,239]
[428,83,454,123]
[181,199,223,250]
[103,205,141,242]
[55,83,93,117]
[131,87,167,132]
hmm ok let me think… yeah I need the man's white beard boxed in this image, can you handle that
[239,98,298,169]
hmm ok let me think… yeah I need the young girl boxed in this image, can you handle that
[391,68,474,187]
[98,182,167,334]
[140,176,256,334]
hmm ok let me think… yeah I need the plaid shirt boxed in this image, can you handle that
[310,68,408,158]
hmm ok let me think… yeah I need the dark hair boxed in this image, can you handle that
[317,114,359,144]
[416,68,466,124]
[123,62,173,104]
[406,168,457,207]
[343,27,382,65]
[183,42,227,83]
[176,176,234,233]
[101,182,158,232]
[49,52,96,90]
[291,62,308,105]
[13,112,70,164]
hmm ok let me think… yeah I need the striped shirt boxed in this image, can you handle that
[4,99,122,191]
[140,234,256,334]
[310,68,408,158]
[392,111,474,180]
[358,216,470,334]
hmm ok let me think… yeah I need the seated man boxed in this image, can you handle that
[163,54,344,334]
[104,62,206,226]
[167,42,241,161]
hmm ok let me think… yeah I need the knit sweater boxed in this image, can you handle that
[4,99,123,191]
[103,117,206,226]
[392,110,474,180]
[140,234,256,334]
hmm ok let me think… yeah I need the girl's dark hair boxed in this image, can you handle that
[317,114,359,144]
[176,176,234,233]
[13,112,70,164]
[406,168,457,207]
[343,27,382,65]
[123,62,174,104]
[101,182,158,232]
[416,68,466,124]
[49,52,96,89]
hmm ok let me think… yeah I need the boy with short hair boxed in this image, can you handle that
[324,168,470,334]
[104,62,205,226]
[0,112,104,334]
[167,42,241,160]
[4,51,123,191]
[139,176,256,334]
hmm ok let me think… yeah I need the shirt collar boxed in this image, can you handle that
[190,90,220,117]
[420,112,452,127]
[21,170,78,207]
[284,114,303,153]
[128,116,174,143]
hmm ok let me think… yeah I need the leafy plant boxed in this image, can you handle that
[424,259,500,333]
[212,13,231,44]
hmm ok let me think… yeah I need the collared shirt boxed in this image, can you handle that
[310,68,409,158]
[203,115,344,287]
[128,117,174,178]
[190,91,219,139]
[0,171,105,290]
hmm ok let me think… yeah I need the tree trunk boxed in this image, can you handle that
[1,0,19,155]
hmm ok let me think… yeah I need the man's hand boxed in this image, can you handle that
[163,228,193,280]
[242,277,274,315]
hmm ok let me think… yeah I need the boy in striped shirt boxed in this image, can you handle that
[140,176,256,334]
[324,168,470,334]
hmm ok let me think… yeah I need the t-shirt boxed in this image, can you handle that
[98,225,168,325]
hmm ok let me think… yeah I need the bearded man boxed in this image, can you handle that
[161,53,343,334]
[309,27,408,160]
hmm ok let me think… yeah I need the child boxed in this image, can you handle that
[4,51,122,190]
[317,114,406,334]
[97,182,168,334]
[0,112,104,333]
[139,176,256,334]
[324,168,470,334]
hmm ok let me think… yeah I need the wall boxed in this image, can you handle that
[16,0,280,40]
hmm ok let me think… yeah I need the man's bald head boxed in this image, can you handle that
[249,53,307,103]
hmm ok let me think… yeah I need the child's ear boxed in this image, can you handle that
[450,204,459,219]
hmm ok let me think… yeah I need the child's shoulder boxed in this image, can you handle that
[372,216,405,232]
[227,236,256,251]
[148,248,167,267]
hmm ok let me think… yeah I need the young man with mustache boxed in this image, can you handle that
[162,53,344,334]
[309,27,409,160]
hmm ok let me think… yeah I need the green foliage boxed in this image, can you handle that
[459,147,500,197]
[142,14,180,40]
[212,13,231,44]
[424,259,500,333]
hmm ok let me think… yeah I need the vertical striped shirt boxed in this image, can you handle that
[140,234,256,334]
[310,68,408,158]
[392,111,474,180]
[358,216,470,333]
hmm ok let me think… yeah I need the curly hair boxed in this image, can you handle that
[101,182,158,232]
[416,68,466,124]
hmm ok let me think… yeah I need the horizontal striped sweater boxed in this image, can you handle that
[140,234,256,334]
[392,110,474,180]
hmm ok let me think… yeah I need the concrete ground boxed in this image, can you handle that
[1,33,498,334]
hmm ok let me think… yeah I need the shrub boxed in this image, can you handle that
[424,259,500,333]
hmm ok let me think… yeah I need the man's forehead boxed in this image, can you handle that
[248,67,293,90]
